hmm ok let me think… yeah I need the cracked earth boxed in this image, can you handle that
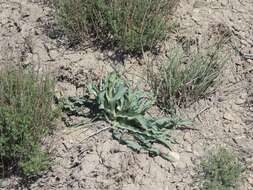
[0,0,253,189]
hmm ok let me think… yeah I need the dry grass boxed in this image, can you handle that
[54,0,178,54]
[147,42,227,113]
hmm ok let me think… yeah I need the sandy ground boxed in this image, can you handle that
[0,0,253,189]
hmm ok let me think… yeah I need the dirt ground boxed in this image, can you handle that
[0,0,253,189]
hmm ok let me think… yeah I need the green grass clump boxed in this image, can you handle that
[62,72,188,160]
[200,148,245,190]
[55,0,178,54]
[148,44,226,113]
[0,67,57,176]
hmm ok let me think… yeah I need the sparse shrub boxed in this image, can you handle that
[148,44,227,113]
[0,67,57,176]
[200,148,245,190]
[55,0,178,54]
[62,72,188,160]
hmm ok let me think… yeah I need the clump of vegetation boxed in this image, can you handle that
[200,148,245,190]
[0,67,57,176]
[148,44,227,113]
[55,0,178,54]
[62,72,188,160]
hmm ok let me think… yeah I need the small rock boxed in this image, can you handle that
[223,112,235,121]
[228,77,237,84]
[218,97,225,102]
[176,183,186,190]
[235,97,245,105]
[240,92,248,100]
[248,163,253,171]
[170,151,180,161]
[183,133,192,143]
[185,144,192,153]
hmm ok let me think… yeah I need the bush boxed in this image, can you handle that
[0,67,57,176]
[200,148,245,190]
[148,44,226,113]
[55,0,178,54]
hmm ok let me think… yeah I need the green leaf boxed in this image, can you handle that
[111,86,127,101]
[88,83,98,96]
[160,153,174,161]
[124,140,142,151]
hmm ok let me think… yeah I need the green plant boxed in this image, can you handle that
[55,0,178,54]
[0,67,57,176]
[200,148,245,190]
[148,44,226,113]
[62,72,188,160]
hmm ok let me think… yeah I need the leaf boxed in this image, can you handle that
[124,140,142,151]
[111,86,127,102]
[132,115,150,129]
[88,83,98,96]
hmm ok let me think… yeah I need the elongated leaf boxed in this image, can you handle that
[124,140,142,151]
[111,86,127,102]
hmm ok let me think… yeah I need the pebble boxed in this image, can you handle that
[185,144,192,153]
[170,151,180,161]
[223,112,235,121]
[183,133,192,143]
[235,97,245,105]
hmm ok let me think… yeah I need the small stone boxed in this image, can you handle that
[235,97,245,105]
[185,144,192,153]
[218,97,225,102]
[223,112,234,121]
[170,151,180,161]
[240,92,248,100]
[176,183,186,190]
[228,77,237,84]
[249,163,253,171]
[183,133,192,143]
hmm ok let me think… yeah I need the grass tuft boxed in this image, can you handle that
[54,0,178,54]
[0,67,57,176]
[148,43,227,113]
[200,148,245,190]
